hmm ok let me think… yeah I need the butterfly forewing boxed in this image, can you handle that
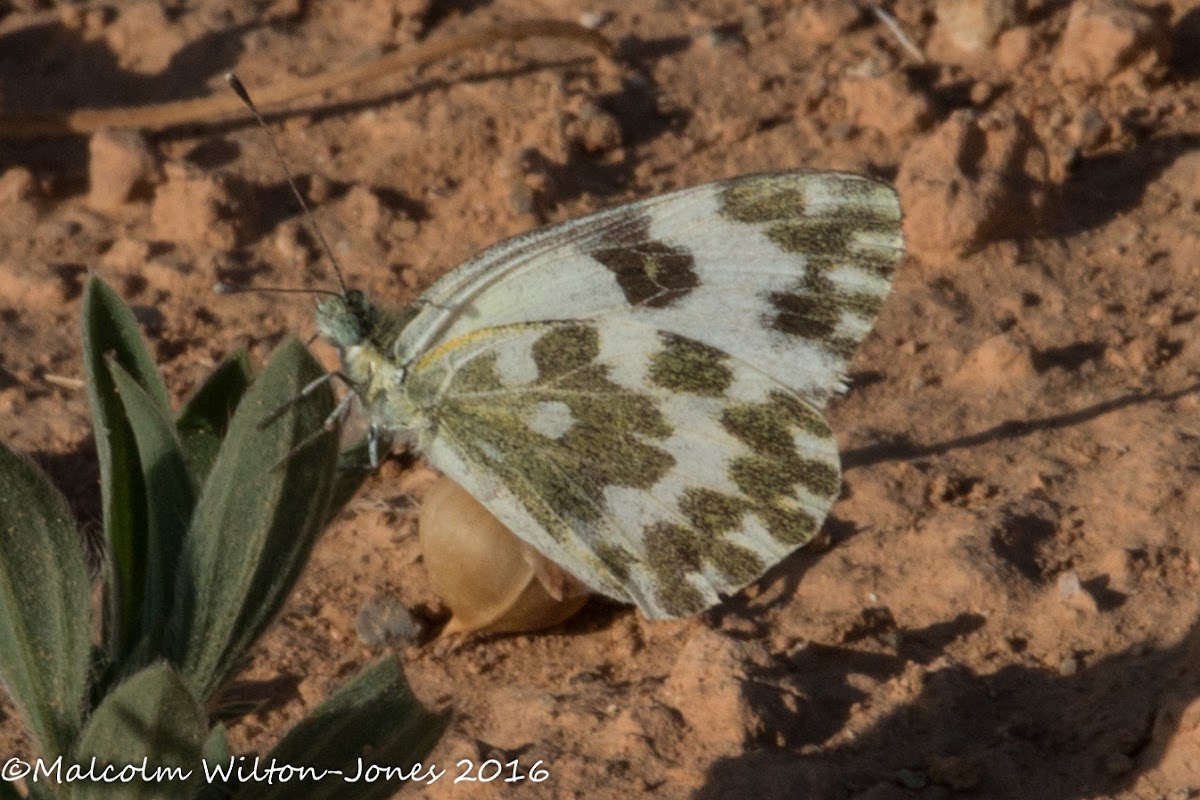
[395,171,903,408]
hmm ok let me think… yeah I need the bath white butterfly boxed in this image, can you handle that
[316,171,903,618]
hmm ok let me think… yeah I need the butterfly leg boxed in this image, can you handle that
[366,421,421,468]
[368,422,384,468]
[270,389,357,470]
[260,369,353,430]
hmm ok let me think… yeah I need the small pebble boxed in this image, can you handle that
[1070,107,1109,152]
[571,99,623,152]
[88,129,158,210]
[355,596,424,647]
[696,25,741,48]
[896,768,928,790]
[1052,0,1169,86]
[579,10,612,30]
[969,80,996,105]
[792,0,864,45]
[1057,570,1100,614]
[293,602,318,617]
[0,167,42,229]
[937,0,1024,52]
[1057,570,1083,600]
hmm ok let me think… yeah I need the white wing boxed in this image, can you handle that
[405,318,842,618]
[396,171,903,408]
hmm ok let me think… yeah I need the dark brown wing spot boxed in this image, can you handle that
[589,215,700,308]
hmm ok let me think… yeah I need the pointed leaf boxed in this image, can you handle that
[107,360,195,664]
[176,351,253,485]
[24,782,59,800]
[73,662,207,800]
[0,443,90,761]
[81,277,172,411]
[172,339,339,698]
[81,276,169,662]
[194,724,233,800]
[237,658,448,800]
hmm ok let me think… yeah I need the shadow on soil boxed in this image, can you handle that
[840,381,1200,471]
[694,617,1200,799]
[694,384,1200,798]
[0,15,646,204]
[1045,133,1200,240]
[0,14,256,184]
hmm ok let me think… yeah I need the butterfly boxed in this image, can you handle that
[314,171,903,619]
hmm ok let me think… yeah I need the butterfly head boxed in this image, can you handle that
[315,289,375,349]
[315,289,421,366]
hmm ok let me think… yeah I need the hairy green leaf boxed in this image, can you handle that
[81,276,170,663]
[107,360,195,664]
[194,724,233,800]
[176,350,253,485]
[0,444,91,761]
[73,662,207,800]
[24,781,59,800]
[171,339,339,698]
[240,657,449,800]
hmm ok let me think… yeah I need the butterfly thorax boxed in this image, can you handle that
[315,290,424,437]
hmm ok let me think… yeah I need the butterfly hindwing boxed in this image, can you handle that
[405,318,841,618]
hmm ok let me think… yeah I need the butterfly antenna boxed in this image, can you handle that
[225,72,350,296]
[213,281,341,297]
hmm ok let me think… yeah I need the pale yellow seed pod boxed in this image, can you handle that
[418,476,589,635]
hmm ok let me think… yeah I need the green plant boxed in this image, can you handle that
[0,276,446,799]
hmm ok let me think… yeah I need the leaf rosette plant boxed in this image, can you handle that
[0,276,445,799]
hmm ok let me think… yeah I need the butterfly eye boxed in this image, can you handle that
[419,477,589,635]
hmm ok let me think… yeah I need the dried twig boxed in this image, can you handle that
[0,19,613,138]
[43,373,85,391]
[866,2,926,63]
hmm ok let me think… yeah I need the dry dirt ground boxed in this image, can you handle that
[2,0,1200,798]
